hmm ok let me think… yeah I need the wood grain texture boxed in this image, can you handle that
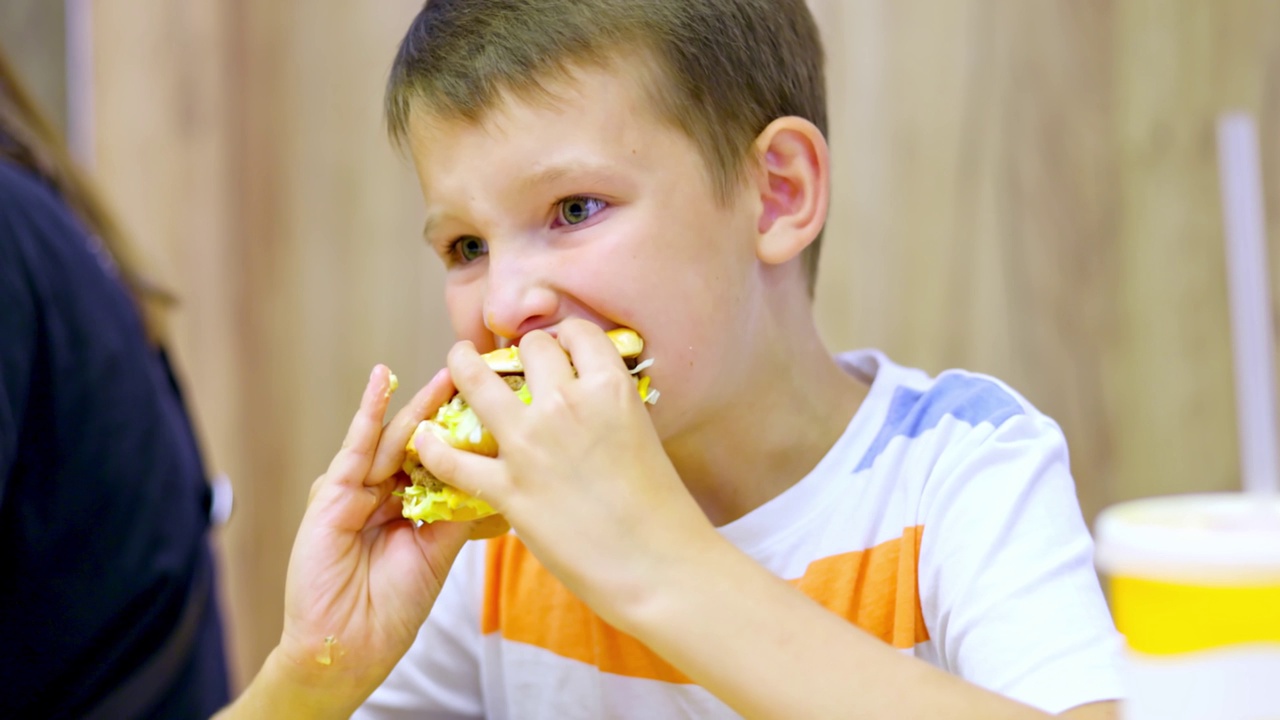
[88,0,1280,690]
[226,0,450,686]
[92,0,439,687]
[811,0,1280,522]
[0,0,67,131]
[91,0,249,684]
[222,0,449,684]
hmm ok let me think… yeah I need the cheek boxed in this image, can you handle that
[444,278,489,343]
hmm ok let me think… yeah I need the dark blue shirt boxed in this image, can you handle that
[0,160,229,718]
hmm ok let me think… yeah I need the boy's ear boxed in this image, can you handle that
[751,117,830,266]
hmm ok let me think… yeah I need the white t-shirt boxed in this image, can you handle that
[355,350,1125,719]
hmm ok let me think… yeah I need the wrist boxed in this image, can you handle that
[223,645,371,720]
[609,527,745,637]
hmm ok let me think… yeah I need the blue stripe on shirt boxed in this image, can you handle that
[853,373,1025,473]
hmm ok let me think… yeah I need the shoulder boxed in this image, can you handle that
[0,160,126,305]
[0,163,45,300]
[0,160,66,222]
[0,160,83,266]
[877,369,1029,437]
[841,350,1054,476]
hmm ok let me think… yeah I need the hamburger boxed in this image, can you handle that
[399,328,657,525]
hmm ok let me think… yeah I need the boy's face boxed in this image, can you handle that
[406,63,767,441]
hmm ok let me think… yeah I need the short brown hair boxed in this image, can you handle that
[386,0,829,294]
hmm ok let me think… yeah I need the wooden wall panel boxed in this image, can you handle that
[812,0,1118,520]
[0,0,66,131]
[811,0,1280,523]
[225,0,448,684]
[93,0,438,687]
[90,0,248,682]
[88,0,1280,691]
[1107,0,1280,503]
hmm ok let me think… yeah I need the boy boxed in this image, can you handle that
[217,1,1122,717]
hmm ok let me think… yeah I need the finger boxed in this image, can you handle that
[364,475,412,528]
[307,447,400,535]
[324,365,396,489]
[415,429,507,507]
[558,319,629,378]
[467,514,511,540]
[368,368,455,483]
[411,517,474,574]
[518,329,574,394]
[448,341,524,436]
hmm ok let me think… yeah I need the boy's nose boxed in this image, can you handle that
[481,254,561,341]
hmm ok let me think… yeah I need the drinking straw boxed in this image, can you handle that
[1217,112,1279,495]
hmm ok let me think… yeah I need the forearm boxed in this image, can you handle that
[212,646,372,720]
[620,533,1053,720]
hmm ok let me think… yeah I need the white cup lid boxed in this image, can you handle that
[1095,493,1280,583]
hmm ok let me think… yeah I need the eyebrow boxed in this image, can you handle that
[519,160,618,193]
[420,159,622,240]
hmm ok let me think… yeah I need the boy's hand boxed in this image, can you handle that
[224,366,477,719]
[416,320,719,628]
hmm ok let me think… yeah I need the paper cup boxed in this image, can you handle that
[1095,493,1280,720]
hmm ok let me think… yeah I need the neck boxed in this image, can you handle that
[663,309,868,527]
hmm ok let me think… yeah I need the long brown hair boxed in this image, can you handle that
[0,43,171,342]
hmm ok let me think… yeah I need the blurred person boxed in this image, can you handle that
[0,43,230,718]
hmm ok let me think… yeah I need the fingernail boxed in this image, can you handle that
[414,420,435,453]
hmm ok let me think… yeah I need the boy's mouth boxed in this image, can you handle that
[398,326,654,526]
[496,326,565,351]
[495,323,636,355]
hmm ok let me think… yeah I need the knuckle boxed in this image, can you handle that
[504,436,538,464]
[308,475,325,503]
[583,368,633,397]
[346,443,373,464]
[539,387,571,413]
[446,344,471,372]
[422,438,456,479]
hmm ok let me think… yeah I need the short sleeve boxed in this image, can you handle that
[916,411,1125,714]
[354,540,487,719]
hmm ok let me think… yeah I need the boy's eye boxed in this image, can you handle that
[557,197,607,226]
[453,236,488,263]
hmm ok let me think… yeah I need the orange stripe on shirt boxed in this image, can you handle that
[789,525,930,649]
[482,526,929,683]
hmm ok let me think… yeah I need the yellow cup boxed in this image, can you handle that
[1095,493,1280,720]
